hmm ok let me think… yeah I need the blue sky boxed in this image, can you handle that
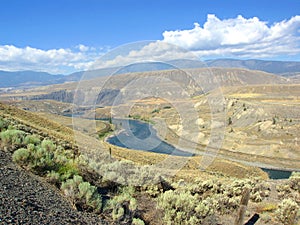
[1,0,300,73]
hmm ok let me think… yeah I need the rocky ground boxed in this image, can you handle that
[0,150,108,225]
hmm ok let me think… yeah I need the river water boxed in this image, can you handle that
[107,119,193,156]
[261,168,292,179]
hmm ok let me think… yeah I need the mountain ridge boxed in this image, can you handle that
[1,58,300,88]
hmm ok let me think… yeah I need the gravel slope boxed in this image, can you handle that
[0,150,108,225]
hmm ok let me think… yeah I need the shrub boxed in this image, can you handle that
[275,198,299,225]
[289,172,300,191]
[61,175,102,213]
[61,175,83,202]
[132,218,145,225]
[106,186,138,223]
[41,139,56,152]
[47,170,61,186]
[157,190,215,225]
[144,184,160,197]
[24,134,41,145]
[224,178,269,202]
[0,129,26,147]
[78,182,102,212]
[12,148,30,165]
[209,194,240,214]
[0,118,9,131]
[151,109,160,114]
[29,146,56,173]
[57,162,79,182]
[276,172,300,200]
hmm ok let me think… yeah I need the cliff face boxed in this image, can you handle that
[31,89,75,103]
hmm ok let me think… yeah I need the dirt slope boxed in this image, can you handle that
[0,150,107,225]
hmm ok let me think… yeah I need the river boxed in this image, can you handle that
[107,119,193,157]
[66,114,296,179]
[106,118,297,179]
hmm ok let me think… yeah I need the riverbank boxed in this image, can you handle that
[104,118,299,178]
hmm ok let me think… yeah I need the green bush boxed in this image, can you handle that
[132,218,145,225]
[0,118,9,131]
[12,148,30,165]
[29,146,56,173]
[41,139,56,152]
[0,121,103,216]
[0,129,26,147]
[61,175,102,213]
[157,190,215,225]
[11,134,79,182]
[24,134,41,145]
[57,162,79,182]
[106,186,138,223]
[275,198,299,225]
[78,182,102,212]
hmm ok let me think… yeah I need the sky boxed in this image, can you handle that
[0,0,300,74]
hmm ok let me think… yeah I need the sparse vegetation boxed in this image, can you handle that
[132,218,145,225]
[228,116,233,125]
[61,175,102,213]
[151,109,160,114]
[0,120,102,214]
[0,129,26,148]
[157,189,216,224]
[105,186,138,223]
[1,100,300,224]
[272,116,277,125]
[275,198,299,225]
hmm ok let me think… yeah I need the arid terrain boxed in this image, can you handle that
[0,67,299,224]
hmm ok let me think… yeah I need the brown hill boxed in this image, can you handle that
[0,68,289,106]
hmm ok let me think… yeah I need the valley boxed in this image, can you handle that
[1,65,300,224]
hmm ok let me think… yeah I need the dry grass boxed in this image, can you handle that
[0,102,75,144]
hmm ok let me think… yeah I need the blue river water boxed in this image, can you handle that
[261,168,292,179]
[107,119,193,157]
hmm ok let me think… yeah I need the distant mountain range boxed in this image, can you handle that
[0,71,64,88]
[205,59,300,76]
[1,59,300,88]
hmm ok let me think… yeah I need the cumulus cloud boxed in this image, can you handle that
[1,15,299,74]
[162,14,300,58]
[90,15,300,69]
[0,44,105,74]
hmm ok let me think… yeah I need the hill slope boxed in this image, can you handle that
[1,67,289,104]
[1,59,300,89]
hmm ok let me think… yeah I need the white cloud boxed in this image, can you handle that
[89,41,199,69]
[89,15,300,69]
[1,15,299,74]
[162,14,300,58]
[0,44,105,74]
[75,44,96,52]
